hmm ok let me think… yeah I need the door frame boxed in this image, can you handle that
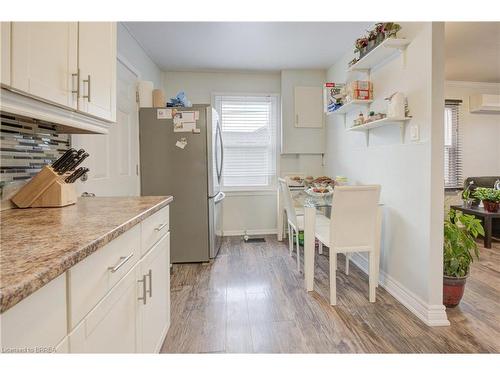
[116,53,141,195]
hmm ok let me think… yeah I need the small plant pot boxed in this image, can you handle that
[443,275,467,308]
[483,200,500,213]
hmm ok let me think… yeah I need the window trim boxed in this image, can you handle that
[444,99,463,190]
[212,92,281,192]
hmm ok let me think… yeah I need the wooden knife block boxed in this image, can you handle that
[11,166,77,208]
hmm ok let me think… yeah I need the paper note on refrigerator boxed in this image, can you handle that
[157,108,172,119]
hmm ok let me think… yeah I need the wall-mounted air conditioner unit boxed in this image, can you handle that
[469,94,500,114]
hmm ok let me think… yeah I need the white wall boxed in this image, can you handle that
[163,70,281,235]
[118,23,162,88]
[445,81,500,178]
[325,22,448,325]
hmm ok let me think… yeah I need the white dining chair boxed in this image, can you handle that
[278,178,329,272]
[313,185,382,305]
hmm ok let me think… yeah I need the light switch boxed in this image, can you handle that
[410,125,419,141]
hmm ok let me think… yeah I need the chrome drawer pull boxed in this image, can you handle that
[154,223,168,232]
[137,275,147,305]
[147,269,152,298]
[108,252,134,273]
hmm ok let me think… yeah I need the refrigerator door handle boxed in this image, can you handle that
[217,121,224,183]
[215,191,225,203]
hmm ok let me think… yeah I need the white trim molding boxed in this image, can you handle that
[445,80,500,89]
[223,229,277,237]
[350,253,450,327]
[1,88,110,134]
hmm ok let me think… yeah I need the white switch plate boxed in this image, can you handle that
[410,125,419,141]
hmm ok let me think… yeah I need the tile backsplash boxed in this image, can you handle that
[0,112,70,208]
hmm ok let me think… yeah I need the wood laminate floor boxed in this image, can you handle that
[161,236,500,353]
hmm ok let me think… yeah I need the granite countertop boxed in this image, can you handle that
[0,196,173,313]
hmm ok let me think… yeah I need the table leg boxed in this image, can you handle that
[277,187,283,241]
[304,206,316,292]
[484,217,492,249]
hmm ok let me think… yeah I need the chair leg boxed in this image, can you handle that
[318,242,323,255]
[329,251,337,305]
[288,224,292,256]
[345,253,350,275]
[296,230,300,272]
[369,250,377,303]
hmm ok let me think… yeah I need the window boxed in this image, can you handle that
[214,94,278,190]
[444,100,463,189]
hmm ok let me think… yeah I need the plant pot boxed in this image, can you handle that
[359,46,368,58]
[443,275,467,308]
[483,200,500,213]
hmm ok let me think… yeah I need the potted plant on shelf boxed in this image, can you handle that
[473,187,500,212]
[443,209,483,307]
[354,37,369,58]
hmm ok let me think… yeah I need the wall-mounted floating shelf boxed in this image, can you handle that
[348,38,411,74]
[327,99,373,127]
[347,117,412,146]
[326,99,373,115]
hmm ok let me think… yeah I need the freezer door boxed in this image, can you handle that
[139,106,210,263]
[208,191,225,258]
[207,107,223,198]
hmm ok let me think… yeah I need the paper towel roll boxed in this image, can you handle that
[153,89,166,108]
[137,81,153,108]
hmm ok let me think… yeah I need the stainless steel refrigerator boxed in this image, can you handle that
[139,105,224,263]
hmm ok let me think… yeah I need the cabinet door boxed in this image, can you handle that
[78,22,116,122]
[11,22,78,109]
[138,232,170,353]
[1,22,11,86]
[294,86,324,128]
[69,267,139,353]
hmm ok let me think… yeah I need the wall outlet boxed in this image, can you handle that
[410,125,420,141]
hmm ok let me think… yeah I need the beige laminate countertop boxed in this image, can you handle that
[0,196,173,314]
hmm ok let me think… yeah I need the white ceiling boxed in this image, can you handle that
[123,22,372,72]
[445,22,500,83]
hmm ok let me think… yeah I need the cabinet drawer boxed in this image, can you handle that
[68,224,140,329]
[0,273,67,352]
[141,205,169,256]
[69,266,139,353]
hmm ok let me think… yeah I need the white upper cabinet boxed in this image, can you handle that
[1,22,11,86]
[11,22,78,109]
[5,22,116,125]
[294,86,324,128]
[78,22,117,122]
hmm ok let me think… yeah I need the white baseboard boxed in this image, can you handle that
[223,229,277,236]
[350,253,450,327]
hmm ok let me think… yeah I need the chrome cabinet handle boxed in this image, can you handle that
[147,269,152,298]
[108,252,134,273]
[154,223,167,232]
[83,74,91,102]
[137,275,147,305]
[71,69,80,98]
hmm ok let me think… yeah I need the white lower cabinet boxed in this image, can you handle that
[67,227,171,353]
[0,273,67,352]
[1,208,171,354]
[138,232,171,353]
[68,266,140,353]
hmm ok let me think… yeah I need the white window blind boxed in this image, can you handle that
[444,100,463,189]
[214,95,278,190]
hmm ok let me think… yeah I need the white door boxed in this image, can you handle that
[78,22,116,121]
[138,233,170,353]
[68,267,139,353]
[11,22,78,109]
[72,59,140,196]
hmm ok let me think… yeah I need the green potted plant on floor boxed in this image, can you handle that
[443,209,483,307]
[473,187,500,213]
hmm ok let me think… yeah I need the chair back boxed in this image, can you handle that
[330,185,381,250]
[279,178,299,229]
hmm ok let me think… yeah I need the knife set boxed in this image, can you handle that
[12,148,90,208]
